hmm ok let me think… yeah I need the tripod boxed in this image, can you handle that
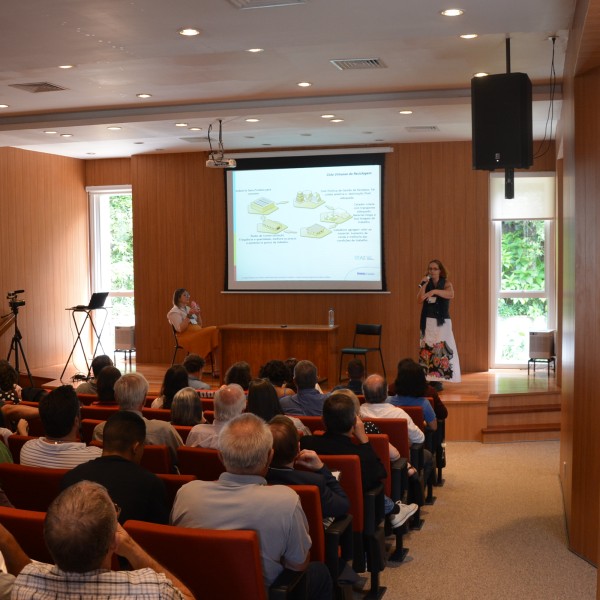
[6,306,33,388]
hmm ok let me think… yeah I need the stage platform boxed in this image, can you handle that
[30,361,560,443]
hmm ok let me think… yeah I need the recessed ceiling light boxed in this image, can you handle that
[58,64,74,69]
[189,127,202,131]
[460,33,478,39]
[297,81,312,88]
[245,136,255,139]
[107,126,122,131]
[441,8,464,17]
[399,110,413,115]
[247,48,264,53]
[300,133,312,136]
[44,130,57,134]
[262,143,272,146]
[137,93,152,98]
[474,72,489,77]
[330,119,344,123]
[0,104,9,109]
[155,148,164,151]
[60,134,73,138]
[175,122,188,127]
[321,114,335,119]
[178,28,200,36]
[86,152,96,155]
[363,131,373,135]
[134,142,144,144]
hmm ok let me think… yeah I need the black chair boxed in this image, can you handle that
[339,324,385,381]
[171,324,186,366]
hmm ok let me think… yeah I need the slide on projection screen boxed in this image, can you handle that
[226,153,386,292]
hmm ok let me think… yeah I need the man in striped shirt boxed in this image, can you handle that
[20,385,101,469]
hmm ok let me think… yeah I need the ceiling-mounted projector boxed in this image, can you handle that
[207,119,236,168]
[206,158,237,168]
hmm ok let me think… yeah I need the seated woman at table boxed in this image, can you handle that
[167,288,218,368]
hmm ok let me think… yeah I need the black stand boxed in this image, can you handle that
[5,311,33,388]
[60,307,108,382]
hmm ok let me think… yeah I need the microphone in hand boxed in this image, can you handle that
[418,275,431,288]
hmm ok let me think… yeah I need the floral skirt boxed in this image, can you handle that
[419,318,461,382]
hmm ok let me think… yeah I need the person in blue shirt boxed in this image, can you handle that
[389,359,437,431]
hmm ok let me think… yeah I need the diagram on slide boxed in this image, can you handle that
[300,223,331,238]
[248,197,277,214]
[294,190,324,209]
[320,207,352,225]
[257,217,288,234]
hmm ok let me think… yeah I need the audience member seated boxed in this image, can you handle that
[0,360,22,404]
[0,521,32,599]
[0,362,39,439]
[333,358,365,396]
[279,360,328,416]
[62,411,169,525]
[151,365,189,409]
[247,379,310,436]
[171,387,205,426]
[185,384,246,449]
[167,287,218,368]
[389,358,448,420]
[93,373,183,466]
[360,374,429,504]
[75,355,113,395]
[183,354,211,391]
[224,361,252,391]
[389,359,438,431]
[300,393,417,529]
[171,413,332,598]
[258,360,294,398]
[13,481,193,600]
[360,374,425,446]
[20,385,101,469]
[267,415,349,521]
[93,366,122,405]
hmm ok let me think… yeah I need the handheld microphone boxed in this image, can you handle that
[418,275,431,289]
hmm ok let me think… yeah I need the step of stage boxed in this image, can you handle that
[481,422,561,443]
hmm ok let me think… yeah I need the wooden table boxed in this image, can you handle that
[218,324,339,385]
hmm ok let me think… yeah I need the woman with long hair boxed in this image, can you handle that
[417,259,461,384]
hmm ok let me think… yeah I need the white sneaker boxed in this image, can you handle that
[389,502,418,529]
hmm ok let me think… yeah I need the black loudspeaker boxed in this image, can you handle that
[471,72,533,170]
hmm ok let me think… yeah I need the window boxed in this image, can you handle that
[490,173,555,367]
[87,186,134,353]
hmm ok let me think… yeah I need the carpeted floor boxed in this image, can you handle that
[360,441,597,599]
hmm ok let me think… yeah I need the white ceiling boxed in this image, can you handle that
[0,0,574,160]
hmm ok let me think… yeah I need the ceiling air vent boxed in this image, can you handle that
[405,126,440,132]
[330,58,386,71]
[180,137,206,143]
[10,82,68,93]
[227,0,307,8]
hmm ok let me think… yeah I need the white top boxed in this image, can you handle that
[20,438,102,469]
[359,402,425,445]
[185,422,226,449]
[167,304,199,332]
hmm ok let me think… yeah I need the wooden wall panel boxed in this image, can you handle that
[85,158,131,187]
[0,148,88,369]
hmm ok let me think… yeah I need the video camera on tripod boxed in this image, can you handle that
[4,289,33,387]
[7,290,25,312]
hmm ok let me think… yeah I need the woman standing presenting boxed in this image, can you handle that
[167,288,218,371]
[417,259,461,384]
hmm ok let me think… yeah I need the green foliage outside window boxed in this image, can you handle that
[498,220,546,319]
[109,195,134,291]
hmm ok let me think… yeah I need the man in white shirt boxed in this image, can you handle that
[185,384,246,449]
